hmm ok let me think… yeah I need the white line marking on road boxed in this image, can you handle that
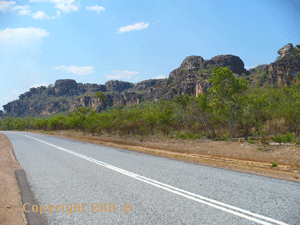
[23,134,289,225]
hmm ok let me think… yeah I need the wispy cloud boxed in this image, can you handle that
[155,75,167,79]
[54,65,94,75]
[245,65,257,70]
[0,1,60,19]
[106,70,140,80]
[0,1,16,12]
[118,22,149,33]
[13,5,31,15]
[11,89,20,95]
[0,27,49,45]
[30,83,48,89]
[86,5,105,13]
[29,0,79,13]
[32,11,55,20]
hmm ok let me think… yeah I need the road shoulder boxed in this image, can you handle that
[0,133,26,225]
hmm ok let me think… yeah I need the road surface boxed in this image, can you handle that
[2,131,300,224]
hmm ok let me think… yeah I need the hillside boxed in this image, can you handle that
[1,43,299,118]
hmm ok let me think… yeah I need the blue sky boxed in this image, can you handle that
[0,0,299,110]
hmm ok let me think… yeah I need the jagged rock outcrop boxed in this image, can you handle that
[54,79,78,96]
[206,55,246,75]
[180,56,205,70]
[105,80,134,92]
[177,55,246,75]
[250,64,269,72]
[78,83,107,93]
[268,44,300,85]
[133,79,163,91]
[277,43,294,59]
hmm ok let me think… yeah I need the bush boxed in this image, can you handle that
[260,133,269,150]
[272,162,278,167]
[272,134,282,144]
[247,139,255,144]
[177,132,188,139]
[281,133,294,143]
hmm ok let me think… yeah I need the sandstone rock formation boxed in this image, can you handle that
[105,80,134,92]
[54,79,78,96]
[268,44,300,85]
[277,43,294,58]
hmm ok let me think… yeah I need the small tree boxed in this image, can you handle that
[209,66,248,138]
[95,91,106,102]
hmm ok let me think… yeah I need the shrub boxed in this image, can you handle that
[247,139,255,144]
[281,133,294,143]
[273,135,282,144]
[177,132,188,139]
[272,162,278,167]
[260,133,269,150]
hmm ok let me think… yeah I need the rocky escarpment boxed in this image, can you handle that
[268,43,300,86]
[3,44,298,118]
[145,54,246,101]
[3,79,135,117]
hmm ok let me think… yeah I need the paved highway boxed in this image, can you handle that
[2,131,300,224]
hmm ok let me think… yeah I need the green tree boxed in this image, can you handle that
[209,66,248,138]
[95,91,106,102]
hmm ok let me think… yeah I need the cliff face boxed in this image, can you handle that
[268,43,300,86]
[105,80,134,92]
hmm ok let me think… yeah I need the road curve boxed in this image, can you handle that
[2,131,300,224]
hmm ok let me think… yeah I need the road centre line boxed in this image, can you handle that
[23,134,289,225]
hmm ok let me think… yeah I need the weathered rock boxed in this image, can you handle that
[249,64,269,72]
[124,92,141,105]
[133,79,162,91]
[268,43,300,85]
[277,43,294,58]
[206,55,246,75]
[105,80,134,92]
[83,84,106,93]
[54,79,78,96]
[180,56,205,70]
[69,96,100,111]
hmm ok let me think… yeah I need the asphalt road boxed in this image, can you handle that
[2,131,300,225]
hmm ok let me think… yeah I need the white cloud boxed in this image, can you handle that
[0,27,49,45]
[30,83,48,88]
[54,65,94,75]
[106,70,140,80]
[118,22,149,33]
[0,1,16,12]
[11,89,20,94]
[29,0,79,13]
[245,65,257,70]
[155,75,167,79]
[0,1,60,19]
[13,5,31,15]
[86,5,105,13]
[32,10,54,19]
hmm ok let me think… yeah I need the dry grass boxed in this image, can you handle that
[30,130,300,182]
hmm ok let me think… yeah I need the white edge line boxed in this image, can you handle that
[22,134,289,225]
